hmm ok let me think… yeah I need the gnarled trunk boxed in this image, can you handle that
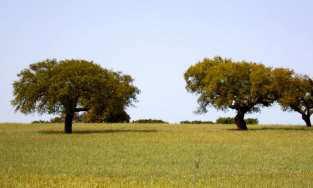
[235,110,248,130]
[302,114,312,127]
[64,113,74,133]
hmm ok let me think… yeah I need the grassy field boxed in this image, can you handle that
[1,123,313,187]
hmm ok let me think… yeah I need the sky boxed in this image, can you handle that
[1,0,313,124]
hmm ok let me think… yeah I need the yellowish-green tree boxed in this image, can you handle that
[184,56,277,130]
[12,59,139,133]
[275,72,313,127]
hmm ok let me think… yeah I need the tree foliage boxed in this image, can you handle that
[274,71,313,127]
[12,59,139,133]
[184,56,276,130]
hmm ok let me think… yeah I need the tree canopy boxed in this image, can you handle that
[12,59,139,133]
[274,71,313,127]
[184,56,277,130]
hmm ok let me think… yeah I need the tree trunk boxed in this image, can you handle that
[302,114,312,127]
[235,110,248,130]
[64,113,74,133]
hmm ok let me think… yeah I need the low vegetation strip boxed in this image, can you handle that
[1,123,313,187]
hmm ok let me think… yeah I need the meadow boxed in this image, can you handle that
[1,123,313,187]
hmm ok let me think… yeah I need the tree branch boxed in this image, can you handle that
[74,107,89,112]
[291,104,304,115]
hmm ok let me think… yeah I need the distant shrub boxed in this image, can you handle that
[180,120,214,124]
[50,116,64,123]
[132,119,168,124]
[216,117,235,124]
[76,110,130,123]
[216,117,258,124]
[104,111,130,123]
[245,118,259,124]
[31,120,49,124]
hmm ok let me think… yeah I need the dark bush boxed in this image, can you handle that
[180,120,214,124]
[50,116,64,123]
[31,120,49,124]
[216,117,258,124]
[245,118,259,124]
[216,117,235,124]
[75,110,130,123]
[104,110,130,123]
[132,119,168,124]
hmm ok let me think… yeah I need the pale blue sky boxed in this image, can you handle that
[1,0,313,124]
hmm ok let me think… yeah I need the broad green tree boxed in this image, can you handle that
[184,56,277,130]
[12,59,139,133]
[274,71,313,127]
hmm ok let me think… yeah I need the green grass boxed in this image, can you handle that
[1,123,313,187]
